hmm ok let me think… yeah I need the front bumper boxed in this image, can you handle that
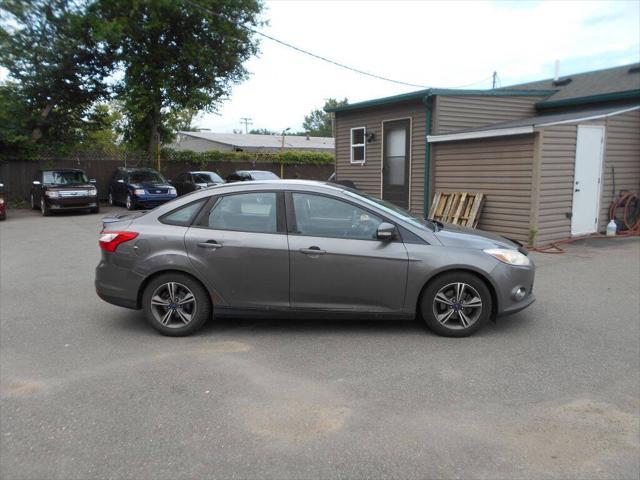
[131,194,176,209]
[47,197,98,210]
[492,261,536,317]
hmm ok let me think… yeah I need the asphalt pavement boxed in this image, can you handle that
[1,207,639,479]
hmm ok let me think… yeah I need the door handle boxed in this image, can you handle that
[197,241,223,249]
[299,246,326,255]
[575,189,581,192]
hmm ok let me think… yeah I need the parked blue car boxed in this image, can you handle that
[107,167,177,210]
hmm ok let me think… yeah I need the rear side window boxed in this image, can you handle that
[206,192,277,233]
[160,199,207,226]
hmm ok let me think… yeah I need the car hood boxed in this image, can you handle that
[433,222,523,250]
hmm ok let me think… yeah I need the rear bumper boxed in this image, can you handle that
[95,257,143,309]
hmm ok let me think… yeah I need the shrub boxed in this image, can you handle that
[161,148,334,166]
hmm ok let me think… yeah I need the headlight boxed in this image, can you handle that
[45,191,59,198]
[133,189,145,196]
[484,248,530,266]
[168,187,177,195]
[88,188,97,196]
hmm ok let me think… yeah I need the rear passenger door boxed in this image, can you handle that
[286,192,408,312]
[184,191,290,309]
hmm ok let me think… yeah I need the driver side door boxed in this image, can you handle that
[287,192,408,313]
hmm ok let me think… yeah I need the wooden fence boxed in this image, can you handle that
[0,157,334,202]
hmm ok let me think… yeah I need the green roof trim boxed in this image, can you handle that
[536,89,640,109]
[325,88,556,113]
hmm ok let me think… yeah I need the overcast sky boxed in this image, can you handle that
[197,0,640,134]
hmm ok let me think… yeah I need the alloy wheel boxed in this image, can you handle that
[432,282,483,330]
[108,193,114,206]
[31,194,35,209]
[150,282,197,329]
[40,198,46,216]
[126,194,133,210]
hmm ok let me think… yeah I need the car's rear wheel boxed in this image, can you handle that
[142,273,211,336]
[420,271,492,337]
[40,198,51,217]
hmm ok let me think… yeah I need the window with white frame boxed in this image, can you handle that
[350,127,366,163]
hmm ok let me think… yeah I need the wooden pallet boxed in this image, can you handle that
[428,191,485,228]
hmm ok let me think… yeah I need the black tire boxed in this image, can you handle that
[30,194,38,210]
[420,271,492,337]
[108,192,115,206]
[142,273,211,336]
[40,198,51,217]
[90,203,100,214]
[125,194,135,210]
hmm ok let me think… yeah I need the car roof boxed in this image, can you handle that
[118,167,157,172]
[41,168,85,172]
[213,179,347,193]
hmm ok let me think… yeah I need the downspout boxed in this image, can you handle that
[421,93,434,217]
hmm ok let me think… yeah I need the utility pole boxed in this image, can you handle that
[492,71,498,89]
[240,117,253,134]
[280,127,290,178]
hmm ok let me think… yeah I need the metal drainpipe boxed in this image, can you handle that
[422,94,434,217]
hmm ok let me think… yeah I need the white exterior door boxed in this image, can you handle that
[571,125,605,236]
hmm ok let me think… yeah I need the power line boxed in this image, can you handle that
[182,0,494,91]
[240,117,253,133]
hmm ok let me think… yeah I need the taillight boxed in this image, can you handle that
[99,231,139,252]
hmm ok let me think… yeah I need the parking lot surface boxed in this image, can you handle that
[1,207,639,480]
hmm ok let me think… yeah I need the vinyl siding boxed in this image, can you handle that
[535,110,640,245]
[433,134,535,243]
[599,109,640,230]
[433,95,545,134]
[334,100,426,215]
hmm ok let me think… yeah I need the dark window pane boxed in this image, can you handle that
[292,193,382,240]
[161,199,207,226]
[208,192,277,233]
[352,128,365,145]
[352,145,365,161]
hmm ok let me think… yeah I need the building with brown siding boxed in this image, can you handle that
[328,63,640,245]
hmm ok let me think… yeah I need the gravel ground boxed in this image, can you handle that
[1,207,639,480]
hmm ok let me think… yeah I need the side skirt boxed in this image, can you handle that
[213,306,415,321]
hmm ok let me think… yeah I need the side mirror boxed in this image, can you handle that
[32,180,41,185]
[376,222,396,241]
[117,179,124,183]
[89,179,96,183]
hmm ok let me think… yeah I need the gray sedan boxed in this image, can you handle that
[95,180,535,337]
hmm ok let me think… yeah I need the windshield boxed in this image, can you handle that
[129,170,166,184]
[250,171,279,180]
[193,172,223,183]
[342,188,436,231]
[43,171,88,185]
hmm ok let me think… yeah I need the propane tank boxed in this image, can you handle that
[606,219,617,237]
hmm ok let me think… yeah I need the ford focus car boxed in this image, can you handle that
[95,180,535,337]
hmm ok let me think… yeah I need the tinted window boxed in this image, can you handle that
[207,192,277,233]
[161,199,207,226]
[292,193,383,240]
[193,172,222,183]
[43,171,88,185]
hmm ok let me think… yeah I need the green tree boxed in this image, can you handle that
[0,82,34,157]
[302,97,348,137]
[249,128,277,135]
[91,0,264,160]
[0,0,112,147]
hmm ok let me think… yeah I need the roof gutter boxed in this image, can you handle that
[427,126,534,143]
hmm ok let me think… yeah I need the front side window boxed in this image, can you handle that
[43,171,88,185]
[292,193,383,240]
[350,127,366,164]
[193,172,223,184]
[206,192,277,233]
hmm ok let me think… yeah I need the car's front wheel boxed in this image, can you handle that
[31,194,38,210]
[40,198,51,217]
[108,192,115,206]
[421,271,492,337]
[142,273,211,336]
[125,194,135,210]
